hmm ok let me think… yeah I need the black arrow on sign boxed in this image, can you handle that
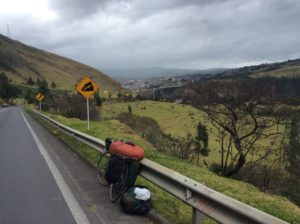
[81,82,94,92]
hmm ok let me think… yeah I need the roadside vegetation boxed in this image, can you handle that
[23,75,300,223]
[28,106,300,223]
[101,78,300,209]
[0,72,20,103]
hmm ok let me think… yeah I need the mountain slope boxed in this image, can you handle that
[0,34,121,92]
[215,58,300,79]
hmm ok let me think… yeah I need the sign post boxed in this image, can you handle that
[35,93,45,111]
[76,76,99,130]
[87,98,90,130]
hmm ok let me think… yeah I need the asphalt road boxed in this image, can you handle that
[0,107,149,224]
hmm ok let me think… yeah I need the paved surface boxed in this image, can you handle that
[0,107,150,224]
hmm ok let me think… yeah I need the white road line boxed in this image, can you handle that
[20,110,90,224]
[0,108,7,113]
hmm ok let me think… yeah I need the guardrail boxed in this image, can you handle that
[31,110,288,224]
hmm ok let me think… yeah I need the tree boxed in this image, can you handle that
[171,133,194,160]
[0,72,20,101]
[37,79,49,96]
[287,114,300,177]
[117,91,123,99]
[94,91,102,106]
[27,76,35,86]
[55,94,99,121]
[135,94,142,100]
[194,122,209,166]
[24,89,34,104]
[128,104,132,116]
[50,81,56,89]
[36,77,42,86]
[183,79,285,177]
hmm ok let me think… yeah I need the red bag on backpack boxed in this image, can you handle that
[109,141,144,160]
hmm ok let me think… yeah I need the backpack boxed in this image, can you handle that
[105,156,124,184]
[120,185,152,215]
[123,159,140,188]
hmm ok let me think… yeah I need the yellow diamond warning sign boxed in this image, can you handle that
[36,93,45,101]
[76,77,99,99]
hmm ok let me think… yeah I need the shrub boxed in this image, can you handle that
[54,94,99,120]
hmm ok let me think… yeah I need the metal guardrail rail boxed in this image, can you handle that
[32,110,288,224]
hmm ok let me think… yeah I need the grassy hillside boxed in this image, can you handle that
[101,101,284,165]
[253,63,300,78]
[102,101,204,137]
[215,58,300,78]
[0,34,121,93]
[32,110,300,224]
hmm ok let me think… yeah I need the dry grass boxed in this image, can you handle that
[0,35,121,93]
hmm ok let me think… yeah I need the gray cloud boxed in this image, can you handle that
[1,0,300,71]
[48,0,232,21]
[47,0,108,20]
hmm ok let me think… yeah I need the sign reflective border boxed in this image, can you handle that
[36,93,45,101]
[76,77,99,99]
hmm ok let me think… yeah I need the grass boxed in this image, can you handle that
[101,101,285,165]
[253,65,300,78]
[102,101,206,137]
[0,34,121,93]
[29,109,300,224]
[101,100,222,165]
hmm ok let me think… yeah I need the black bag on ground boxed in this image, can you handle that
[105,156,124,184]
[120,185,152,215]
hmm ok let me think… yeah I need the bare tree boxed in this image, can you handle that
[183,79,286,177]
[170,133,194,160]
[55,94,99,121]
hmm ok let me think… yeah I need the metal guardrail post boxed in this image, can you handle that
[193,209,205,224]
[30,110,289,224]
[187,189,206,224]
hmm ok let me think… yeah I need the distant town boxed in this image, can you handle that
[120,73,212,93]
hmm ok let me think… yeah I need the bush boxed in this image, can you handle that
[235,162,300,206]
[115,113,195,161]
[54,94,99,121]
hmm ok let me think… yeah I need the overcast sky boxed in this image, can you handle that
[0,0,300,70]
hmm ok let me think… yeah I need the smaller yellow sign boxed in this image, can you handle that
[36,93,45,101]
[76,77,99,99]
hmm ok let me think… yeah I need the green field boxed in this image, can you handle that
[102,101,206,137]
[32,108,300,224]
[102,100,230,165]
[101,101,284,165]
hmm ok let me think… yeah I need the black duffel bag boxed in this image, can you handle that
[120,185,152,215]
